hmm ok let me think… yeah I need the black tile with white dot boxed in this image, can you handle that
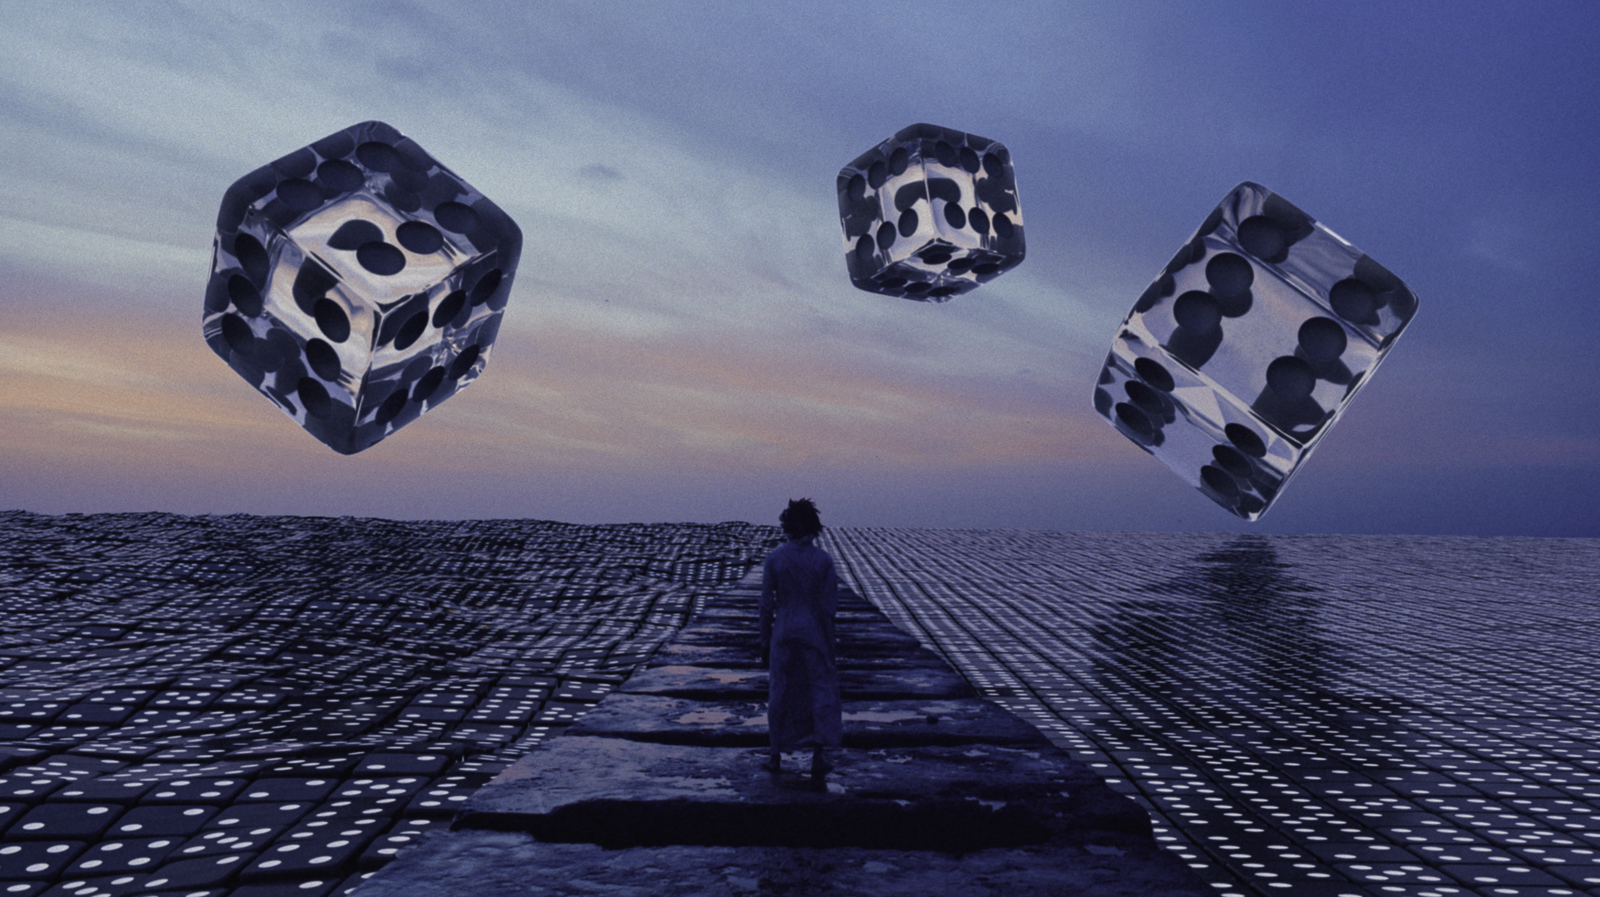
[0,512,779,896]
[828,528,1600,897]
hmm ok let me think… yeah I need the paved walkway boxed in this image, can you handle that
[827,528,1600,897]
[356,571,1207,895]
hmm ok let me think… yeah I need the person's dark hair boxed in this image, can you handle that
[780,498,823,539]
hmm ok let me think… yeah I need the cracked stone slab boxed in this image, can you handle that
[459,737,1147,851]
[649,642,946,671]
[567,693,1051,749]
[352,828,1212,897]
[669,623,923,654]
[645,643,768,669]
[691,605,885,624]
[620,664,974,702]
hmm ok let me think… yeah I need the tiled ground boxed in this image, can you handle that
[0,511,779,897]
[8,514,1600,897]
[826,528,1600,897]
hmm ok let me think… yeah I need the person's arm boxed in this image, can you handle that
[821,556,839,651]
[759,556,775,665]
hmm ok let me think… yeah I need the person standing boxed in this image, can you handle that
[759,498,841,778]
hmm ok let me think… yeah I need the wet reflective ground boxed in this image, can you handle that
[828,529,1600,897]
[0,512,777,896]
[7,514,1598,896]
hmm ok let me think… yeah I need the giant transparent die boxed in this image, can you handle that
[203,120,522,454]
[1095,182,1418,519]
[837,123,1024,301]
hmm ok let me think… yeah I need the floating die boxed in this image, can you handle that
[1094,182,1417,520]
[838,123,1024,301]
[203,120,522,454]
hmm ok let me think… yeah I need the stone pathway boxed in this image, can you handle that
[827,528,1600,897]
[355,571,1208,896]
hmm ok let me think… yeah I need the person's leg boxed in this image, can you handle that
[810,745,832,776]
[805,645,838,778]
[766,640,792,773]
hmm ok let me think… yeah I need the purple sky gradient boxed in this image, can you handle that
[1,2,1597,535]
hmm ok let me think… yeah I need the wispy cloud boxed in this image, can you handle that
[1,2,1597,534]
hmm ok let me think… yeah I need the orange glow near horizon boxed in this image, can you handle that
[0,296,1127,487]
[4,292,1596,505]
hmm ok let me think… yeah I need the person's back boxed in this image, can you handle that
[759,499,840,778]
[764,539,837,650]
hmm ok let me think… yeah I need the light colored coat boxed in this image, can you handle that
[759,537,842,750]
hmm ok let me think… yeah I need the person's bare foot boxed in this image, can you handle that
[762,754,781,773]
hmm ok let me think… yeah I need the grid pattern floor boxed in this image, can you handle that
[0,511,779,897]
[827,528,1600,897]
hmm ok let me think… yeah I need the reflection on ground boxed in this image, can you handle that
[829,528,1600,897]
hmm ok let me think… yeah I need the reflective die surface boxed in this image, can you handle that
[1095,182,1417,520]
[204,120,522,454]
[838,123,1024,301]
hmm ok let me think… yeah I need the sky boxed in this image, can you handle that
[1,1,1597,536]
